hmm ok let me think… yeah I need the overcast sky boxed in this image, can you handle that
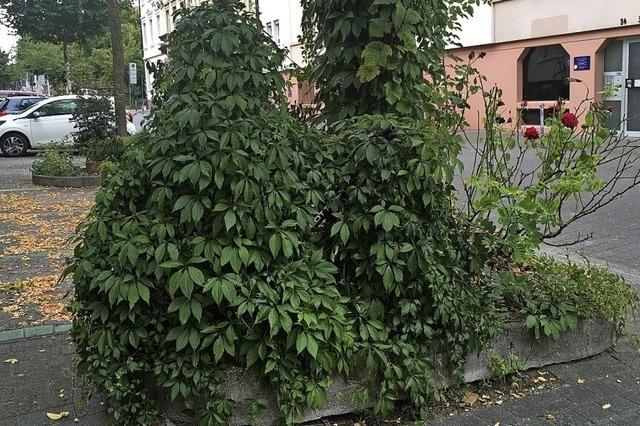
[0,9,18,55]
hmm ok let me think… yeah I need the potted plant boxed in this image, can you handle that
[31,142,84,178]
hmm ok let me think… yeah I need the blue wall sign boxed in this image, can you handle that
[574,56,591,71]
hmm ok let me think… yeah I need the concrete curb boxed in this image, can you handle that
[32,174,101,188]
[161,319,615,425]
[0,323,71,343]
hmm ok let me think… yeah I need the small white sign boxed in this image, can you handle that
[129,63,137,85]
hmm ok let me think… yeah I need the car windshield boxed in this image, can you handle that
[0,99,8,110]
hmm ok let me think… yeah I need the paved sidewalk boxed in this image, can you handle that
[0,334,107,426]
[432,343,640,425]
[1,333,640,425]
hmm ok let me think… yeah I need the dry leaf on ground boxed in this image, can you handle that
[46,411,69,420]
[3,358,17,364]
[463,391,479,407]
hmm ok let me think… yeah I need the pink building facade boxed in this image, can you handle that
[448,0,640,137]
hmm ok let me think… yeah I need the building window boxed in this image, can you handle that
[165,9,171,33]
[273,20,280,44]
[142,22,147,46]
[266,22,272,37]
[523,44,570,101]
[149,16,154,45]
[156,14,161,39]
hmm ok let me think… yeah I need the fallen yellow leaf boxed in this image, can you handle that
[577,378,585,384]
[602,403,611,410]
[46,412,70,420]
[3,358,17,364]
[537,376,547,382]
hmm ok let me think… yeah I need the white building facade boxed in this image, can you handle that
[139,0,207,107]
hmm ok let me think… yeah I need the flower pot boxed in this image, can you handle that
[85,160,103,175]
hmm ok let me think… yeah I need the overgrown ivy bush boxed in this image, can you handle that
[318,115,505,414]
[69,1,638,425]
[300,0,487,124]
[70,2,353,424]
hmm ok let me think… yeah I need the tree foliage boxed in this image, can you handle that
[4,11,142,94]
[301,0,488,124]
[0,0,106,45]
[1,0,141,94]
[0,50,11,89]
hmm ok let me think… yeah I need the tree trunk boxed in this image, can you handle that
[63,39,71,94]
[107,0,127,136]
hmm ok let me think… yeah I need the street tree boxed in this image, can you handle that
[0,50,11,89]
[107,0,127,135]
[0,0,108,93]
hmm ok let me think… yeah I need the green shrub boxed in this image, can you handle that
[494,255,638,339]
[84,136,128,162]
[31,142,84,177]
[69,3,351,424]
[301,0,485,124]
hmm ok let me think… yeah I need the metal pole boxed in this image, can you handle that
[539,103,545,136]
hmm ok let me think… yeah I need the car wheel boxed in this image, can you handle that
[0,133,30,157]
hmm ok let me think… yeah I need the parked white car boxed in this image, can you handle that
[0,95,137,157]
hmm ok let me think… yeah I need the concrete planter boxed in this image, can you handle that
[160,319,615,425]
[32,174,101,188]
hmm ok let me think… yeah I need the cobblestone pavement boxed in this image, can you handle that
[0,157,96,330]
[430,343,640,425]
[0,334,107,426]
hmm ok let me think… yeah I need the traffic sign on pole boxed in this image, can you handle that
[129,63,137,85]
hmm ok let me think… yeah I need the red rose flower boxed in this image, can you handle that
[561,112,578,129]
[524,126,540,140]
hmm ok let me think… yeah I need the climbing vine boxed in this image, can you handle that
[300,0,488,123]
[69,1,637,425]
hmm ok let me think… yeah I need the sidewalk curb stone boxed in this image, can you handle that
[0,323,71,343]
